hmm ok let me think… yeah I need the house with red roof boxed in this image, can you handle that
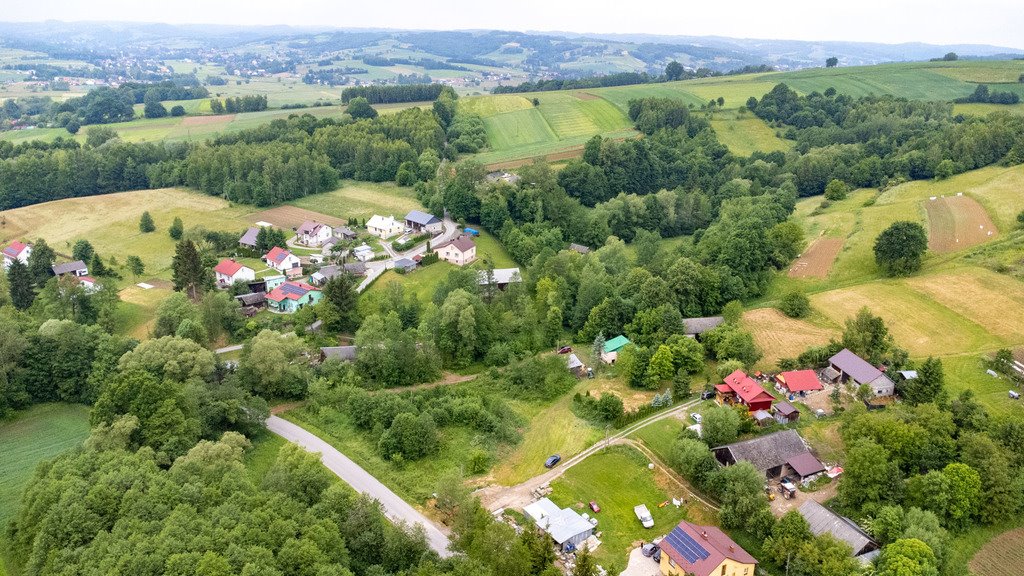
[775,369,824,395]
[659,520,757,576]
[2,241,32,271]
[434,234,476,266]
[264,246,302,278]
[214,259,256,288]
[266,281,322,314]
[715,369,774,412]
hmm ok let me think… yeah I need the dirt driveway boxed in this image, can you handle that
[769,478,838,517]
[619,546,660,576]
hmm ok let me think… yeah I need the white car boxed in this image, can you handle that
[634,504,654,528]
[691,413,702,424]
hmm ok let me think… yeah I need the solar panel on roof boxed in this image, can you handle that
[666,526,710,563]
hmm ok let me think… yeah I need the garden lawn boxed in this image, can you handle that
[629,417,685,464]
[548,445,694,568]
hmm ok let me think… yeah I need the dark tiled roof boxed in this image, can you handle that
[51,260,87,275]
[799,501,876,555]
[240,227,260,246]
[405,210,440,226]
[787,452,826,477]
[683,316,725,335]
[436,234,475,253]
[321,346,357,361]
[714,429,810,474]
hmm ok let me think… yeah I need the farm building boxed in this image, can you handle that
[798,501,879,561]
[264,247,303,278]
[568,243,591,255]
[51,260,89,277]
[239,227,260,250]
[214,259,256,288]
[523,498,594,552]
[712,429,820,479]
[600,335,631,364]
[434,235,477,266]
[567,353,584,377]
[393,257,417,273]
[404,210,443,233]
[78,276,98,292]
[296,221,333,246]
[753,410,774,427]
[266,281,322,314]
[772,401,800,424]
[336,226,358,240]
[828,349,895,397]
[353,244,375,262]
[320,346,357,362]
[658,520,757,576]
[682,316,725,337]
[321,237,339,255]
[715,370,774,412]
[775,370,824,395]
[2,241,32,270]
[235,292,266,316]
[478,267,522,290]
[366,215,404,239]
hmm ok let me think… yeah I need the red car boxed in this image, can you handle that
[589,501,601,513]
[557,346,572,354]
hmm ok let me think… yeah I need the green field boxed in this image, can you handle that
[0,404,91,576]
[548,445,697,568]
[709,110,792,156]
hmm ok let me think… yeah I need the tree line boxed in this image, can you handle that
[341,83,448,104]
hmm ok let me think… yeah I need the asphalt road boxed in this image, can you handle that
[266,415,453,557]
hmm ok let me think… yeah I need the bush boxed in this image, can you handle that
[170,105,186,117]
[779,291,810,318]
[823,179,848,201]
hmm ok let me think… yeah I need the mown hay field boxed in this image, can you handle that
[742,308,840,366]
[925,195,998,252]
[967,527,1024,576]
[709,112,791,157]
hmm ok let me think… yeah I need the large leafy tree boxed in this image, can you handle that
[874,221,928,276]
[839,438,902,515]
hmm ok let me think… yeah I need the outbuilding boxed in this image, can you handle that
[772,401,800,424]
[404,210,443,234]
[775,370,824,395]
[523,498,595,552]
[712,429,814,479]
[828,349,895,397]
[798,500,878,561]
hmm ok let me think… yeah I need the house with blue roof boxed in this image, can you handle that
[404,210,443,233]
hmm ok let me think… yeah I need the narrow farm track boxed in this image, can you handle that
[266,416,453,558]
[479,398,702,512]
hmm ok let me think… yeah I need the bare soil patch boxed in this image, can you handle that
[181,114,235,127]
[969,526,1024,576]
[925,195,997,252]
[788,237,844,278]
[247,206,348,230]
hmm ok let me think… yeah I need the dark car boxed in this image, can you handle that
[556,346,572,354]
[700,390,715,400]
[544,454,561,468]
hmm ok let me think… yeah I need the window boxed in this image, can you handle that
[721,566,726,576]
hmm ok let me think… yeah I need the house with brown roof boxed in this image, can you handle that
[214,259,255,288]
[434,234,476,266]
[296,221,333,246]
[2,241,32,271]
[659,520,756,576]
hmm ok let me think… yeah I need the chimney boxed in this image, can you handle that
[701,530,708,539]
[729,545,735,552]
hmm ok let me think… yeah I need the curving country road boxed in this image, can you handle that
[266,415,453,557]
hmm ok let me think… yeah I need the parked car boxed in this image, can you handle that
[634,504,654,528]
[544,454,561,468]
[700,390,715,400]
[589,501,601,513]
[557,346,572,354]
[691,413,702,424]
[1010,390,1020,400]
[641,543,660,558]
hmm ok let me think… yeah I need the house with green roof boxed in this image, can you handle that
[600,335,631,364]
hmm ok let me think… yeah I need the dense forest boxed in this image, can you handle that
[341,83,447,104]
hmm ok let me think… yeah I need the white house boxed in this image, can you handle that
[366,215,404,239]
[296,221,334,246]
[434,235,477,266]
[2,241,32,271]
[214,259,256,287]
[264,247,303,278]
[353,244,375,262]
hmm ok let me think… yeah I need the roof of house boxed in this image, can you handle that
[660,521,756,576]
[79,276,96,285]
[713,429,811,474]
[337,226,357,237]
[394,257,417,269]
[321,346,357,361]
[240,227,260,246]
[214,259,248,276]
[343,262,367,275]
[316,264,342,280]
[3,241,30,259]
[51,260,87,275]
[297,220,328,235]
[788,452,827,477]
[603,335,631,354]
[267,281,319,302]
[722,370,775,405]
[435,234,476,253]
[524,498,593,545]
[478,267,522,285]
[829,348,883,384]
[367,214,399,229]
[568,243,591,254]
[753,409,773,422]
[869,374,896,392]
[567,353,583,370]
[799,500,876,555]
[683,316,725,335]
[235,292,266,306]
[777,369,824,392]
[265,246,294,265]
[899,370,918,380]
[405,210,440,226]
[773,401,799,417]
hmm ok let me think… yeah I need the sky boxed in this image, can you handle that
[6,0,1024,49]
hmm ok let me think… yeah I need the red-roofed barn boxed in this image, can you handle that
[775,369,824,394]
[716,370,774,412]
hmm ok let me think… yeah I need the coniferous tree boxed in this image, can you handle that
[89,253,109,277]
[26,238,55,287]
[169,217,184,240]
[139,211,155,233]
[172,239,209,300]
[7,259,35,310]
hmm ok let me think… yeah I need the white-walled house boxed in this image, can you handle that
[366,215,404,239]
[264,247,303,278]
[434,235,477,266]
[2,241,32,270]
[214,259,256,287]
[296,221,334,246]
